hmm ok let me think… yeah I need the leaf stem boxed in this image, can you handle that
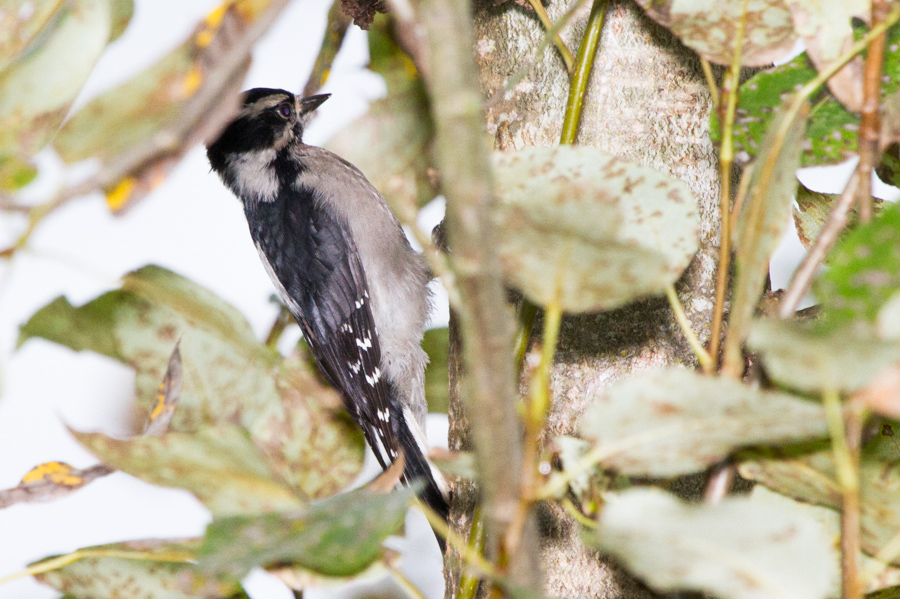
[418,504,501,579]
[457,507,486,599]
[559,0,608,145]
[699,57,719,110]
[524,0,575,74]
[665,283,712,370]
[0,548,196,587]
[823,388,862,599]
[708,0,748,373]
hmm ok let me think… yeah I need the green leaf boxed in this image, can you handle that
[422,327,448,413]
[748,318,900,393]
[740,451,900,564]
[75,426,303,516]
[109,0,134,42]
[19,265,278,432]
[579,369,828,477]
[585,488,834,599]
[633,0,796,67]
[20,266,365,498]
[199,487,417,579]
[792,183,883,254]
[725,24,900,166]
[726,102,806,366]
[0,0,112,160]
[0,155,37,191]
[33,539,243,599]
[0,0,69,71]
[815,203,900,329]
[250,360,365,501]
[492,146,699,313]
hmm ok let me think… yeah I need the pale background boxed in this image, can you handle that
[0,2,896,598]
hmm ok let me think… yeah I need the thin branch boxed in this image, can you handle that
[823,389,863,599]
[2,0,292,258]
[708,0,749,372]
[302,0,352,97]
[702,461,735,505]
[666,283,712,370]
[457,507,486,599]
[855,0,889,224]
[778,172,860,317]
[417,0,538,587]
[524,0,575,74]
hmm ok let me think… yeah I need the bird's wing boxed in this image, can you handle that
[247,185,399,469]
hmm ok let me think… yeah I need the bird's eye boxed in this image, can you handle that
[277,102,293,119]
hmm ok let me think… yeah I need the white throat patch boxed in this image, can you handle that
[227,148,278,203]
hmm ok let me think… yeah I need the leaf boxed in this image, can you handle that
[75,426,303,516]
[633,0,796,67]
[740,451,900,564]
[726,102,806,368]
[579,369,828,477]
[422,327,448,413]
[585,488,834,599]
[0,155,37,191]
[792,183,883,253]
[33,539,243,599]
[0,0,112,160]
[108,0,134,42]
[19,265,279,432]
[784,0,868,111]
[50,0,288,211]
[748,485,900,594]
[726,25,900,167]
[0,463,112,508]
[250,360,365,501]
[0,0,69,71]
[20,265,364,498]
[815,203,900,329]
[492,146,699,313]
[748,318,900,393]
[199,487,417,579]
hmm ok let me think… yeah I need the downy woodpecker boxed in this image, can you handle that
[206,88,448,518]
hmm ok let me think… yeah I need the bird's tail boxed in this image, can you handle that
[397,406,449,522]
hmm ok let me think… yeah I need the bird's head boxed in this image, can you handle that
[206,88,329,177]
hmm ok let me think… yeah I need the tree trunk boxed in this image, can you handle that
[446,0,720,597]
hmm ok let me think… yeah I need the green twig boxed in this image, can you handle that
[388,564,428,599]
[524,0,575,73]
[514,301,539,374]
[699,56,719,110]
[457,507,486,599]
[417,504,501,579]
[559,0,608,145]
[665,283,712,370]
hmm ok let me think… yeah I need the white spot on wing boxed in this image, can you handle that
[403,406,449,497]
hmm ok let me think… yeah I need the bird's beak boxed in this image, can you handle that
[298,94,331,116]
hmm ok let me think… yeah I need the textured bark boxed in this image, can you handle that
[446,1,721,598]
